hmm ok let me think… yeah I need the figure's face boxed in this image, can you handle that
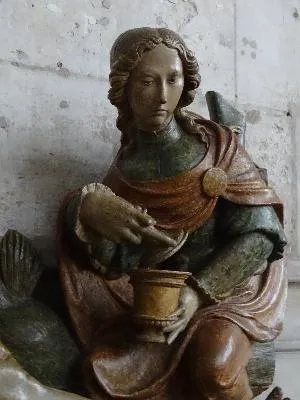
[127,44,184,133]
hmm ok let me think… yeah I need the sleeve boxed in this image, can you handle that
[189,201,287,303]
[218,201,287,262]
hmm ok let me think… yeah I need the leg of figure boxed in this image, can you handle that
[84,354,177,400]
[183,319,253,400]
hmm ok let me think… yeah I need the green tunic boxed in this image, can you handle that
[65,119,286,301]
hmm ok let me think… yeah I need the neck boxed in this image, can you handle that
[135,117,182,148]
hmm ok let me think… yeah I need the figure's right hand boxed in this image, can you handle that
[79,190,177,247]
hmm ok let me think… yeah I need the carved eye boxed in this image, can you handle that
[142,79,154,86]
[168,76,177,84]
[168,73,181,85]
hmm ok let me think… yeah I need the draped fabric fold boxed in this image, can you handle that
[58,117,287,399]
[103,119,283,233]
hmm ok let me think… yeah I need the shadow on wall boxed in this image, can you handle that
[5,150,114,269]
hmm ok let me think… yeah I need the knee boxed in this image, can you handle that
[199,359,240,391]
[185,320,251,391]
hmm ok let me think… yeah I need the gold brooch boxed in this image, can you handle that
[202,168,228,197]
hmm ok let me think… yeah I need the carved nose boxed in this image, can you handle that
[160,83,167,104]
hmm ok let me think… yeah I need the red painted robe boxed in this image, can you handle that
[58,118,286,399]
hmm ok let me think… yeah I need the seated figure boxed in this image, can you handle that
[58,27,287,400]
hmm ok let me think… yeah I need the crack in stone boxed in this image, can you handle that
[0,58,108,83]
[178,0,198,30]
[185,0,198,14]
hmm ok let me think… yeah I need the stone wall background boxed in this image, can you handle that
[0,0,299,397]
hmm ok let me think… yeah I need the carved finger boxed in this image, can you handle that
[134,209,156,226]
[163,318,185,334]
[142,226,177,246]
[128,220,158,242]
[121,229,142,245]
[167,306,185,319]
[127,219,144,231]
[167,325,185,345]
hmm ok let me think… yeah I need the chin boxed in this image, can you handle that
[147,116,170,132]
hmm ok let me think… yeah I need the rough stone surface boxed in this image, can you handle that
[0,0,299,397]
[244,107,295,253]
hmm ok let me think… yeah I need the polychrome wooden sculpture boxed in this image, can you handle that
[58,28,287,399]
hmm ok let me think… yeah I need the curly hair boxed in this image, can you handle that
[108,27,206,146]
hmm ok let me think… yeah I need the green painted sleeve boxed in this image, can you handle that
[193,202,287,301]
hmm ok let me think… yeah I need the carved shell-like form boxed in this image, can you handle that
[0,230,42,298]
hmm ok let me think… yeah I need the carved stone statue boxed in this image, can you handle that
[57,27,287,400]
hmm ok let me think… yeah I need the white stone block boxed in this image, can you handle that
[242,105,295,255]
[276,283,300,350]
[0,63,118,261]
[236,0,300,109]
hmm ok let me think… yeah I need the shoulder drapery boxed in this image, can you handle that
[103,118,283,234]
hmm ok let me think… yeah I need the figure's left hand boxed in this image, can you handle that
[163,286,201,345]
